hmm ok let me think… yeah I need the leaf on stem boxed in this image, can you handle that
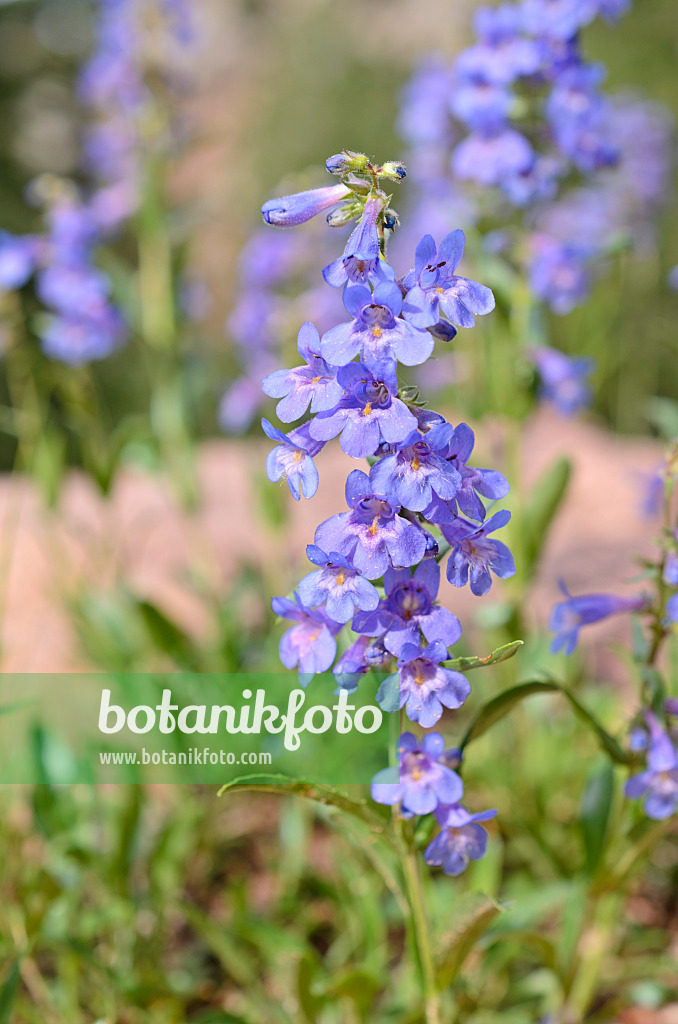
[447,640,524,672]
[435,893,504,988]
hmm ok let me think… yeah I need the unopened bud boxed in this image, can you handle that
[379,161,407,181]
[427,319,458,343]
[383,209,400,232]
[326,201,362,228]
[325,150,369,175]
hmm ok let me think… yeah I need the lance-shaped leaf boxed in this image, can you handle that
[435,893,505,988]
[580,757,615,876]
[217,774,391,834]
[459,678,630,764]
[523,457,571,579]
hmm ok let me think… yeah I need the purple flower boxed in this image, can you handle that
[547,65,617,172]
[323,197,394,288]
[271,593,342,682]
[297,545,379,623]
[443,510,516,596]
[0,232,39,290]
[39,308,125,365]
[332,634,373,692]
[402,231,495,330]
[261,183,352,227]
[315,469,427,580]
[528,236,592,314]
[450,76,513,132]
[625,712,678,820]
[456,5,541,85]
[529,345,595,415]
[369,422,462,514]
[262,418,323,501]
[664,552,678,625]
[550,582,647,655]
[452,128,533,187]
[320,280,434,368]
[424,802,497,876]
[353,560,462,657]
[37,264,111,316]
[521,0,598,40]
[377,639,470,727]
[261,322,342,422]
[309,359,417,458]
[439,421,510,522]
[371,731,464,815]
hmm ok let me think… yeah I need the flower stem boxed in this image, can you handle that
[402,842,441,1024]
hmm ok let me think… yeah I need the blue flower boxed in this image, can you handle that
[371,731,464,815]
[529,345,594,415]
[323,196,394,288]
[332,634,374,693]
[261,322,342,422]
[320,280,434,369]
[402,231,495,330]
[528,236,592,314]
[452,128,534,188]
[261,183,352,227]
[625,712,678,820]
[309,359,417,459]
[550,582,647,655]
[424,802,497,876]
[439,422,510,522]
[297,544,379,623]
[450,76,513,132]
[262,418,323,501]
[39,307,125,365]
[353,560,462,657]
[377,639,470,728]
[546,64,617,172]
[456,4,541,84]
[443,510,515,596]
[521,0,598,40]
[0,232,39,290]
[369,422,462,513]
[314,469,427,580]
[664,552,678,624]
[271,593,342,683]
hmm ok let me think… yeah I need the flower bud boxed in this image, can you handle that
[427,320,458,343]
[261,183,351,227]
[326,201,362,228]
[379,161,407,181]
[383,209,400,232]
[325,151,369,175]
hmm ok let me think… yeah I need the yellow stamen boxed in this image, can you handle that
[311,376,321,383]
[372,326,382,338]
[368,515,380,536]
[335,572,345,586]
[293,451,303,462]
[411,455,421,472]
[362,402,372,416]
[436,287,445,294]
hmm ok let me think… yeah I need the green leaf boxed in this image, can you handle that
[321,969,380,1020]
[217,775,390,836]
[459,680,556,750]
[297,954,324,1023]
[523,457,571,578]
[0,961,20,1024]
[135,598,201,669]
[447,640,524,672]
[580,757,615,876]
[435,893,504,988]
[460,678,630,764]
[646,396,678,440]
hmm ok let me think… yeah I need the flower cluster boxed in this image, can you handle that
[261,153,515,874]
[396,0,672,415]
[550,453,678,824]
[0,0,196,365]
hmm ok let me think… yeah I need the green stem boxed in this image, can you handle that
[402,842,441,1024]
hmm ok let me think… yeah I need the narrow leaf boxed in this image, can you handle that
[523,457,571,578]
[0,961,20,1024]
[580,757,615,876]
[435,894,504,988]
[217,775,390,834]
[460,678,630,764]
